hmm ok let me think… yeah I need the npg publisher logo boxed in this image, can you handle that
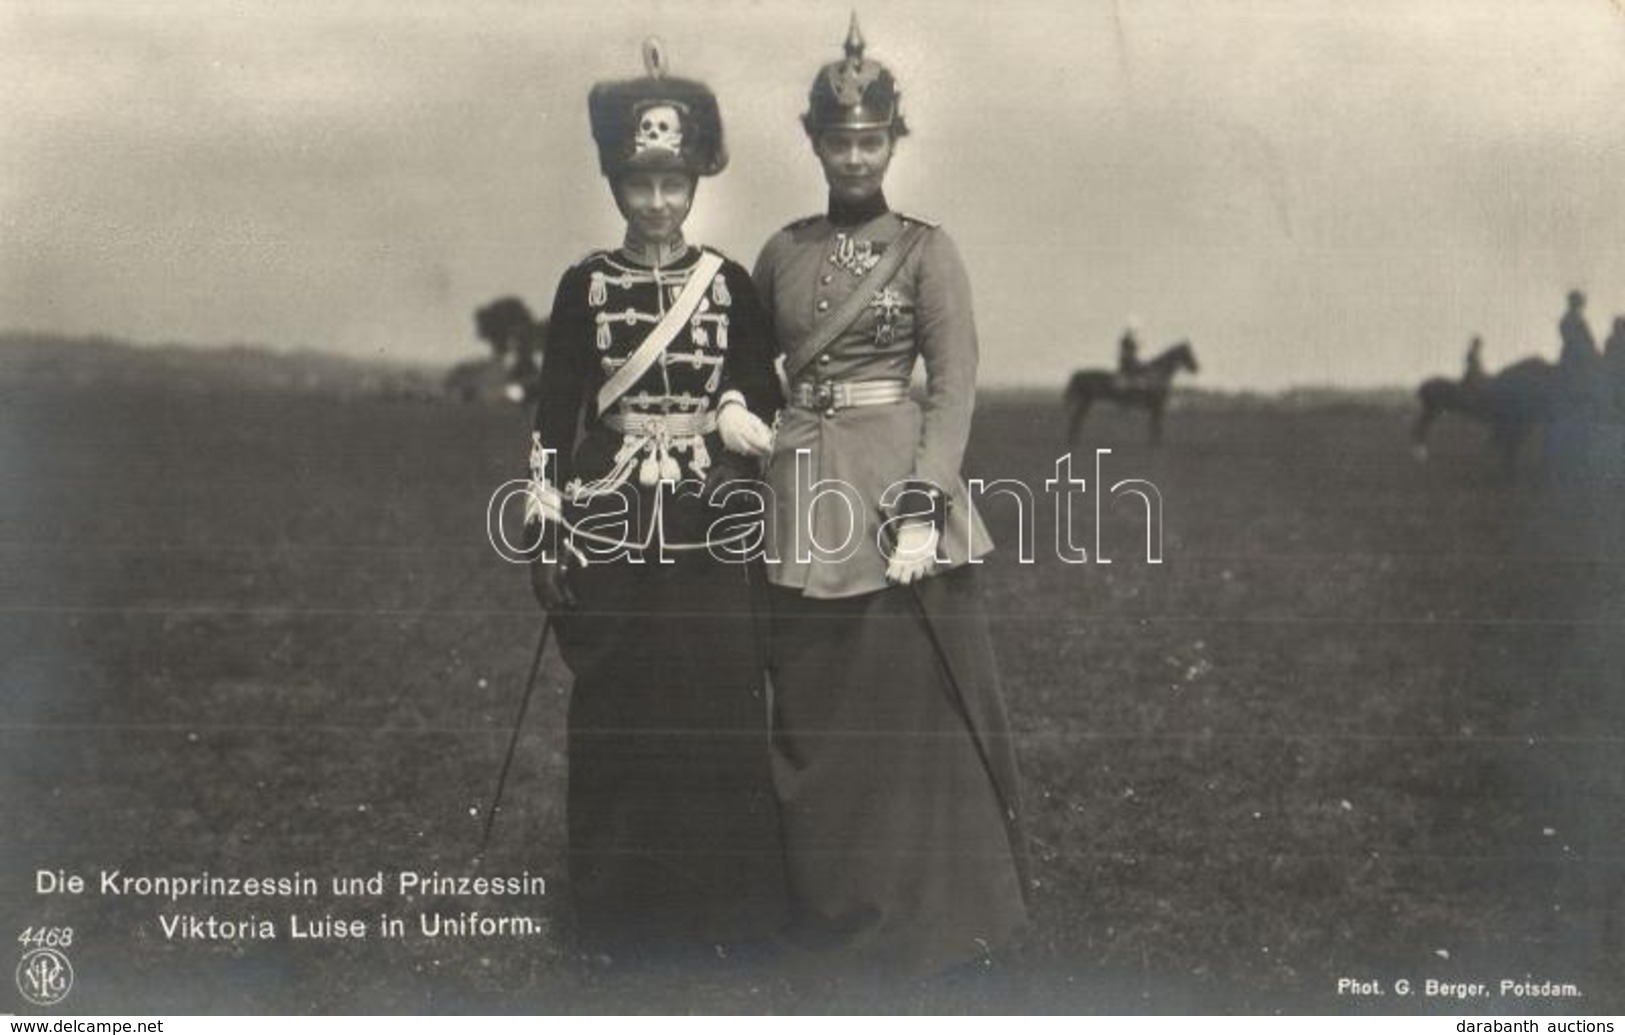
[15,947,73,1007]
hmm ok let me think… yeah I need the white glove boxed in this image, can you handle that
[523,480,564,527]
[885,522,940,585]
[718,399,774,457]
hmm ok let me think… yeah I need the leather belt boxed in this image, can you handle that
[790,378,909,416]
[602,410,717,437]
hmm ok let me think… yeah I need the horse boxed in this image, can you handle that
[1412,357,1557,470]
[1065,340,1199,446]
[447,297,549,404]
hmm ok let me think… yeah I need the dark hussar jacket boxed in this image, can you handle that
[532,243,781,553]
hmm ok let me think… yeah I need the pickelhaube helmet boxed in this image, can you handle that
[803,14,908,137]
[588,39,727,180]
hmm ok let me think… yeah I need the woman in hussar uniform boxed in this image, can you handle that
[523,41,785,959]
[753,18,1029,975]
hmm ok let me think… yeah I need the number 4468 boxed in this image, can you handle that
[17,927,73,948]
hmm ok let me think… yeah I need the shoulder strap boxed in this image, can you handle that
[595,249,726,414]
[782,222,931,381]
[892,211,940,229]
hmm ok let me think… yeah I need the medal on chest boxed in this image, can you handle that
[831,233,880,277]
[869,286,908,346]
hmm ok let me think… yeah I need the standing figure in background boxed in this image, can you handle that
[522,40,785,962]
[1550,288,1602,473]
[752,16,1028,977]
[1558,290,1601,396]
[1463,335,1486,387]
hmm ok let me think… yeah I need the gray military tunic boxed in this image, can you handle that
[754,209,994,598]
[753,204,1028,975]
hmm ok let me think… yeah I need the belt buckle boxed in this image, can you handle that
[813,382,839,417]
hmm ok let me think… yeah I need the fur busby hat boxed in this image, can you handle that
[588,39,727,179]
[803,14,907,137]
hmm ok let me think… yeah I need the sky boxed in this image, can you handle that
[2,0,1622,389]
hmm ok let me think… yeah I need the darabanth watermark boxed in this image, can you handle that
[487,447,1164,566]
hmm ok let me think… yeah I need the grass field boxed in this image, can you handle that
[3,377,1621,1014]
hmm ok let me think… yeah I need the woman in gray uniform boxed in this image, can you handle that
[752,18,1029,976]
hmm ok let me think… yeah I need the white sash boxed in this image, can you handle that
[595,250,726,414]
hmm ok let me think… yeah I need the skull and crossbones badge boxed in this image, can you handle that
[635,104,684,156]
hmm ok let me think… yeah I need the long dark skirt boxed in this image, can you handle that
[552,554,787,956]
[768,566,1029,975]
